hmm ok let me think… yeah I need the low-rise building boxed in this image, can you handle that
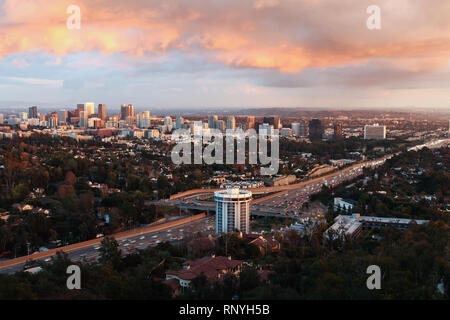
[247,235,281,255]
[324,214,429,240]
[333,197,358,212]
[165,256,243,291]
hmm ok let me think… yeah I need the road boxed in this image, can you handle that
[167,138,450,202]
[165,137,450,218]
[0,214,214,275]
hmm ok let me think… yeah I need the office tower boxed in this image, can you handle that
[120,104,134,120]
[139,118,151,128]
[125,116,134,126]
[291,123,301,136]
[19,112,28,122]
[215,119,226,131]
[120,104,128,120]
[28,118,40,126]
[128,104,134,118]
[309,118,324,140]
[175,116,184,129]
[259,123,274,135]
[264,116,281,129]
[247,116,255,129]
[28,106,38,119]
[334,123,343,138]
[92,119,104,129]
[57,110,68,125]
[292,122,307,137]
[164,116,173,126]
[0,113,4,124]
[84,102,95,117]
[214,188,252,234]
[280,128,292,136]
[49,114,58,128]
[98,104,107,121]
[274,116,281,129]
[8,116,19,125]
[137,111,151,128]
[190,121,203,136]
[226,116,236,130]
[364,124,386,140]
[88,117,102,128]
[209,115,218,129]
[79,111,87,128]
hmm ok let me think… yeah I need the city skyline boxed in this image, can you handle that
[1,0,450,109]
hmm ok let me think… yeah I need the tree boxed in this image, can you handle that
[239,267,261,296]
[65,171,77,185]
[99,237,123,270]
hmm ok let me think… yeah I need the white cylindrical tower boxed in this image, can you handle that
[214,188,252,234]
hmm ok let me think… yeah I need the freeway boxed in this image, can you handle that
[176,200,304,218]
[166,155,396,202]
[0,214,213,274]
[165,138,450,217]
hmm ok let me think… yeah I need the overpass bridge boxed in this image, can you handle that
[176,201,302,219]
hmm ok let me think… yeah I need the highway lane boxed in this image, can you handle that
[166,138,449,203]
[0,215,214,275]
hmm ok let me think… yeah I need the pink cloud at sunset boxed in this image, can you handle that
[1,0,450,73]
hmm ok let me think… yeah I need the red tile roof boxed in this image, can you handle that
[167,256,242,281]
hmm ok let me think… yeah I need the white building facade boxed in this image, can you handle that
[214,189,252,234]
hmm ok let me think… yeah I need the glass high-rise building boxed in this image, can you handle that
[28,106,38,119]
[98,104,107,121]
[57,110,68,124]
[247,116,255,129]
[214,189,252,234]
[226,116,236,130]
[209,115,218,129]
[120,104,134,120]
[309,118,324,140]
[84,102,95,117]
[175,116,184,129]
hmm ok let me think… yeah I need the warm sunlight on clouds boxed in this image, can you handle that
[1,0,450,73]
[1,0,450,108]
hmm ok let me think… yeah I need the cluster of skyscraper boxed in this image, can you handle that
[0,103,153,130]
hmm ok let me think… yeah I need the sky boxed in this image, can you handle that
[0,0,450,110]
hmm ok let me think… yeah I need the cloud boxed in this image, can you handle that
[45,57,63,66]
[1,0,450,75]
[12,58,29,68]
[253,0,279,9]
[5,76,63,87]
